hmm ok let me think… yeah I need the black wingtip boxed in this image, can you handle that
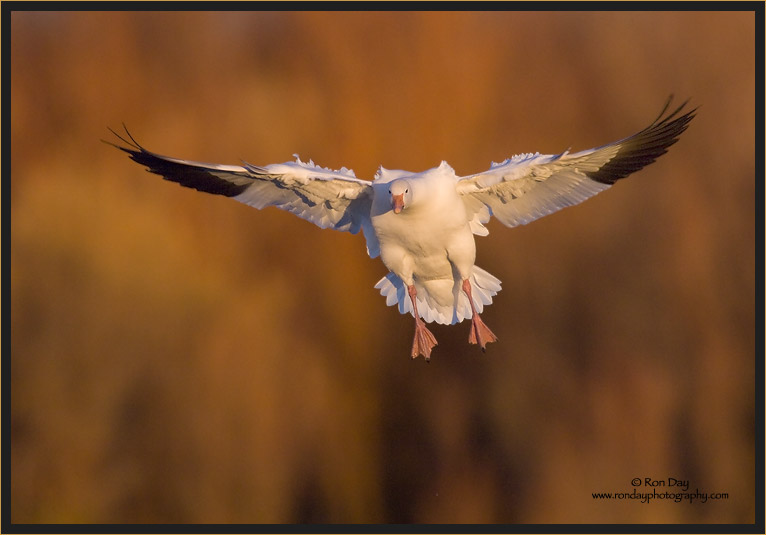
[102,124,144,154]
[643,95,695,130]
[653,94,675,123]
[119,123,144,149]
[104,125,255,197]
[586,96,697,185]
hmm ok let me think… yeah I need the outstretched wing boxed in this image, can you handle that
[106,127,381,257]
[456,97,696,235]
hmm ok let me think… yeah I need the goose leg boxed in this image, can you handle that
[408,285,437,361]
[462,279,498,351]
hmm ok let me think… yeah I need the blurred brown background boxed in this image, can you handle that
[10,10,755,524]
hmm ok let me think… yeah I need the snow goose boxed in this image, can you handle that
[106,97,695,361]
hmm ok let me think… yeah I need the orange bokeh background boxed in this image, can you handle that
[10,10,755,523]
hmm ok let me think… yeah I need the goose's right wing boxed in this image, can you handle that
[106,127,381,257]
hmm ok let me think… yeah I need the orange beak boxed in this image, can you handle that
[392,193,405,214]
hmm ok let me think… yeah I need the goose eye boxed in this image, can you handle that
[405,188,409,193]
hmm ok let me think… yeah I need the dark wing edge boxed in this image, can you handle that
[102,125,256,196]
[584,96,698,185]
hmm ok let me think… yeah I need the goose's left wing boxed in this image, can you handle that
[106,127,381,257]
[456,97,696,235]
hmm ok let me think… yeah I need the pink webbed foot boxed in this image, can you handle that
[462,278,498,352]
[467,312,498,351]
[407,284,438,361]
[411,319,438,361]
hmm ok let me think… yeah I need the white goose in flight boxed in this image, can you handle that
[107,97,695,361]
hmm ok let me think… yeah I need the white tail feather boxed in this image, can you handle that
[374,266,502,325]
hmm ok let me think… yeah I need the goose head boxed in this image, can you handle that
[389,179,412,214]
